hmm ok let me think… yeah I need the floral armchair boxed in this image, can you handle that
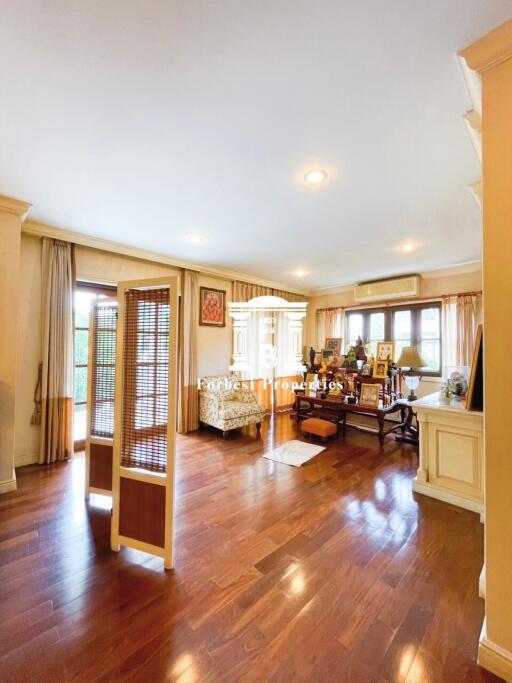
[199,375,266,438]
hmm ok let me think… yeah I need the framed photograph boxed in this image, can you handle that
[360,383,380,408]
[325,337,342,354]
[373,359,388,379]
[376,341,395,362]
[313,352,322,366]
[322,349,332,360]
[199,287,226,327]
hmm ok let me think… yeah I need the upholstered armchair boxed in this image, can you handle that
[199,375,266,438]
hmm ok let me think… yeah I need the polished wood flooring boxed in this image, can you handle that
[0,415,499,683]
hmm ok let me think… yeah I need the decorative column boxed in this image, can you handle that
[460,21,512,681]
[284,311,307,373]
[229,311,250,371]
[0,195,31,493]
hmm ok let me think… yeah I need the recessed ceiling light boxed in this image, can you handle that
[186,234,206,245]
[304,169,327,185]
[294,268,307,278]
[401,242,415,253]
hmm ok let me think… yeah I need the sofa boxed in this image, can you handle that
[199,375,266,438]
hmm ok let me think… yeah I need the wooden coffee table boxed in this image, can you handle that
[293,391,410,445]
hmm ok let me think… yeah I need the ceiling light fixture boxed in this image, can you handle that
[294,268,307,278]
[401,242,415,253]
[304,169,327,185]
[186,234,206,245]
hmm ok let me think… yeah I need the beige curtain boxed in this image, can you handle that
[233,280,273,302]
[315,307,344,350]
[178,270,199,433]
[39,239,75,464]
[442,294,478,368]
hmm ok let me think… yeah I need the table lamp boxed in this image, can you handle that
[396,346,427,401]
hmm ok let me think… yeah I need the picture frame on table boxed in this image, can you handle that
[373,359,388,379]
[376,341,395,362]
[199,287,226,327]
[325,337,342,355]
[360,383,380,408]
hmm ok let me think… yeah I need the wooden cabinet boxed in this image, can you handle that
[413,392,484,513]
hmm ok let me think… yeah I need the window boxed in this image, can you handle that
[74,282,117,449]
[345,302,442,376]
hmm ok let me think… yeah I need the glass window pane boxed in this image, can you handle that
[421,307,440,339]
[136,366,155,396]
[394,310,411,340]
[369,313,385,340]
[420,340,440,372]
[75,291,96,327]
[137,333,155,363]
[135,397,154,428]
[74,366,87,402]
[75,329,89,365]
[395,339,411,363]
[73,403,87,442]
[348,314,363,346]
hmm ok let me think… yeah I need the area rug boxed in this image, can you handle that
[263,440,325,467]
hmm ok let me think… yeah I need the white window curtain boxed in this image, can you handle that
[442,295,478,372]
[315,307,344,350]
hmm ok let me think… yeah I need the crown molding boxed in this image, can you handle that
[459,19,512,74]
[420,260,482,279]
[0,194,32,221]
[22,219,310,296]
[308,261,482,297]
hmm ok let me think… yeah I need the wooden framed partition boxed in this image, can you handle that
[85,297,117,497]
[111,277,178,569]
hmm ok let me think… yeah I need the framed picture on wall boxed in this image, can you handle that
[199,287,226,327]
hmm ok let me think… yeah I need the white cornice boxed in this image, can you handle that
[0,194,32,221]
[22,219,310,296]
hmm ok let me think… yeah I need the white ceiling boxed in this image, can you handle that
[1,1,510,290]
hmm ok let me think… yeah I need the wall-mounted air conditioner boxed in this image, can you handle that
[354,275,420,304]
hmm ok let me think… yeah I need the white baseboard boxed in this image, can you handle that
[479,620,512,682]
[15,453,39,468]
[412,479,483,514]
[0,470,17,494]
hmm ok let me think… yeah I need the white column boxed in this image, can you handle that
[285,312,306,374]
[229,311,250,371]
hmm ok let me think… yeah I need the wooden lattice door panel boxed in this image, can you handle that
[85,298,117,497]
[111,277,178,569]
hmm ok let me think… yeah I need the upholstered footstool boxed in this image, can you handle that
[300,418,337,443]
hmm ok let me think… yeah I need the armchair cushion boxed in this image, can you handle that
[199,375,266,433]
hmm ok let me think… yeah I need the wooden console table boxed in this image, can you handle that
[293,391,410,445]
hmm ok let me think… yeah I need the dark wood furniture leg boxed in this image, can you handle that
[395,406,419,445]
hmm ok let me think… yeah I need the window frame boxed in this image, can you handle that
[345,301,442,377]
[74,281,117,450]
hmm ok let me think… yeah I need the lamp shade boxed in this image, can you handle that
[396,346,426,369]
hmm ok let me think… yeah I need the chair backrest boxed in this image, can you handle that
[199,375,236,400]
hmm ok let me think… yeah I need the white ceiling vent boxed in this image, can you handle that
[354,276,420,304]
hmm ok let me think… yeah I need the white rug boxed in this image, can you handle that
[263,439,325,467]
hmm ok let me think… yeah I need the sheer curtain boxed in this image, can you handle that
[315,307,344,349]
[178,270,199,433]
[39,238,75,464]
[442,294,479,370]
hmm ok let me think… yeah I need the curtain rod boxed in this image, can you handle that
[315,290,482,313]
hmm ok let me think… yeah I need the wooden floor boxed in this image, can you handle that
[0,414,499,683]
